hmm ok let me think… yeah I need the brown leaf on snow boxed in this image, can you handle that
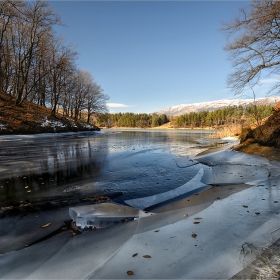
[242,205,248,208]
[143,255,151,258]
[132,253,138,257]
[127,271,134,275]
[191,233,197,238]
[193,222,200,224]
[42,223,51,228]
[255,212,260,215]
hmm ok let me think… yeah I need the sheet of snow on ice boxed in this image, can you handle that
[209,164,269,185]
[89,177,280,279]
[195,149,270,166]
[125,168,208,209]
[69,203,152,229]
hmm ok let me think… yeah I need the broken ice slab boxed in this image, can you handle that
[69,203,152,229]
[125,168,210,210]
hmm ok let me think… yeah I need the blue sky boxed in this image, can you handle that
[50,1,251,114]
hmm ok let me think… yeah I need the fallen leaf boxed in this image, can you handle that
[127,271,134,275]
[132,253,138,257]
[194,217,202,220]
[274,201,278,203]
[255,212,260,215]
[191,233,197,238]
[1,206,13,210]
[42,223,51,228]
[61,227,67,230]
[242,205,248,208]
[143,255,151,258]
[193,222,200,224]
[154,230,160,232]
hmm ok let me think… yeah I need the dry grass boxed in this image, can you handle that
[210,123,242,139]
[233,139,280,162]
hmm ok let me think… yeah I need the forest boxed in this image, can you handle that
[96,104,274,129]
[0,0,108,123]
[96,113,169,128]
[175,104,273,128]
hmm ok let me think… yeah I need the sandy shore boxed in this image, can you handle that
[1,141,280,279]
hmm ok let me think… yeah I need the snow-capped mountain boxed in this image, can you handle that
[156,97,280,116]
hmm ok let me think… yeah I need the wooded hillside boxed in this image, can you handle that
[0,0,108,123]
[0,91,99,134]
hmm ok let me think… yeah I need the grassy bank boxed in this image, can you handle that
[0,92,99,134]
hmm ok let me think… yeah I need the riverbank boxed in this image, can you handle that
[1,135,280,279]
[0,91,100,134]
[233,138,280,162]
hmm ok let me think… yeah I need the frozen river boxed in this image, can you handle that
[2,130,280,279]
[0,129,217,209]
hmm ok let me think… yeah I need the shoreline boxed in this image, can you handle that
[101,126,215,130]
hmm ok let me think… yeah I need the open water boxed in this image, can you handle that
[0,129,218,208]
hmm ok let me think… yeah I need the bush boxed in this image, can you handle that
[240,127,253,143]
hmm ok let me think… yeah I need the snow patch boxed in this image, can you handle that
[156,96,280,116]
[41,118,66,128]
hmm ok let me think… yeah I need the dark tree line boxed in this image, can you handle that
[96,113,169,128]
[175,105,273,128]
[0,0,108,123]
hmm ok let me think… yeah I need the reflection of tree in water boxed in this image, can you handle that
[0,137,109,207]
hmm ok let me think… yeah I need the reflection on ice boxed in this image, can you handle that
[69,203,152,229]
[125,168,210,210]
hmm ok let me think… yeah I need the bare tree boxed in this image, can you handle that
[0,0,109,124]
[221,0,280,96]
[85,79,109,123]
[0,0,24,93]
[8,0,61,105]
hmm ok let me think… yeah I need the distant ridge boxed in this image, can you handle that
[156,97,280,116]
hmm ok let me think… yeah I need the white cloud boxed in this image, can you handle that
[107,103,134,108]
[259,78,280,84]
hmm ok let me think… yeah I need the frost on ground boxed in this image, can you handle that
[41,118,66,128]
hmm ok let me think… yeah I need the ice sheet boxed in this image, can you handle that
[1,150,280,279]
[69,203,152,229]
[89,179,280,279]
[124,168,209,209]
[209,164,269,185]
